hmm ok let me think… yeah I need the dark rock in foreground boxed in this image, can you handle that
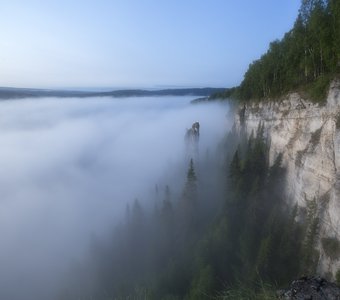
[278,276,340,299]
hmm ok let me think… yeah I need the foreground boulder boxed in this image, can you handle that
[278,276,340,299]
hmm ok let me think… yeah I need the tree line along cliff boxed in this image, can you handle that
[212,0,340,103]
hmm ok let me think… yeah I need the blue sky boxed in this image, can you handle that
[0,0,301,89]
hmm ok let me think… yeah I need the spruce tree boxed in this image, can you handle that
[183,158,198,204]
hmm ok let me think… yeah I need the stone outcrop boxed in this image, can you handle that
[278,276,340,299]
[234,80,340,278]
[185,122,200,160]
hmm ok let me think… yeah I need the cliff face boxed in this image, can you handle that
[235,80,340,278]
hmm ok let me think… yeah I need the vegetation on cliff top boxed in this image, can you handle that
[215,0,340,102]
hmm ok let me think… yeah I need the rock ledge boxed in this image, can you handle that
[278,276,340,299]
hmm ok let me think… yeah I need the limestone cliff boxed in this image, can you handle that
[234,80,340,278]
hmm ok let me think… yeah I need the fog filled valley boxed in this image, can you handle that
[0,95,318,300]
[0,96,231,299]
[2,0,340,298]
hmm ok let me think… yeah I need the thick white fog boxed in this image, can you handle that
[0,96,229,299]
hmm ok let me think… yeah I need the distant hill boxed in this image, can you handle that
[0,87,225,100]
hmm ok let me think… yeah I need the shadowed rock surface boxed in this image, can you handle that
[185,122,200,159]
[278,276,340,299]
[234,81,340,277]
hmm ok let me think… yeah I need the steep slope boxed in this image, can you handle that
[235,80,340,278]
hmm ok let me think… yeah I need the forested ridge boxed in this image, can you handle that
[214,0,340,102]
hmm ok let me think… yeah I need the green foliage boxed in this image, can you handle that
[218,281,277,300]
[188,265,215,299]
[321,237,340,259]
[209,87,238,99]
[301,199,320,275]
[235,0,339,102]
[305,74,332,102]
[219,126,303,289]
[336,269,340,285]
[180,159,199,232]
[229,150,241,184]
[183,159,198,201]
[199,0,339,103]
[255,236,273,278]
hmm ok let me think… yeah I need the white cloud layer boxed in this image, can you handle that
[0,96,229,299]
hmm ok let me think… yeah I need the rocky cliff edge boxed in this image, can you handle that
[235,80,340,278]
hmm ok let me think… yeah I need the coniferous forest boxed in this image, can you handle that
[214,0,340,102]
[61,122,321,299]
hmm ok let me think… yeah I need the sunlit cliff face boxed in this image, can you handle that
[0,96,229,300]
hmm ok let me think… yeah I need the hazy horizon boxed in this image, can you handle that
[0,1,300,89]
[0,84,226,92]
